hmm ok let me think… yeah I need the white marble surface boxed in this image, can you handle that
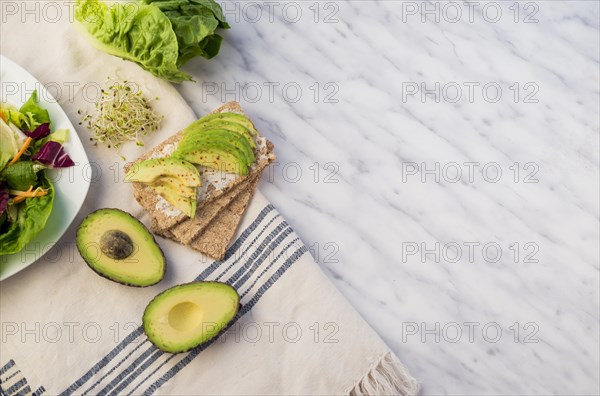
[175,1,600,394]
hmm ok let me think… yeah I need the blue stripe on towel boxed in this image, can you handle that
[81,341,149,395]
[31,387,45,396]
[195,205,275,281]
[1,370,20,384]
[57,328,144,396]
[0,361,15,376]
[212,216,282,282]
[5,379,26,395]
[231,229,295,288]
[240,238,301,298]
[60,205,277,395]
[13,385,30,396]
[0,360,41,396]
[220,222,291,283]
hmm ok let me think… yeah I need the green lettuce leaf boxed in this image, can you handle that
[143,0,227,66]
[0,161,46,191]
[19,90,50,130]
[0,119,19,170]
[0,172,54,256]
[75,0,228,82]
[75,0,191,83]
[1,102,27,130]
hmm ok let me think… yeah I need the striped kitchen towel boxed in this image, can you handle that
[0,3,418,395]
[1,194,418,395]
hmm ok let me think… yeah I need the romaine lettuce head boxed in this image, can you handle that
[75,0,228,83]
[142,0,228,66]
[75,0,192,83]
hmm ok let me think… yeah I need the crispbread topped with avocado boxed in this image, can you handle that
[125,102,275,232]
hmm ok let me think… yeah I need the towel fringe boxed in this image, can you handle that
[349,352,419,396]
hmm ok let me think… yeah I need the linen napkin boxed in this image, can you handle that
[0,4,418,395]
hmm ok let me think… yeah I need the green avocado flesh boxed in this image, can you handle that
[77,209,165,287]
[125,158,200,218]
[125,158,201,186]
[196,120,256,148]
[143,282,240,353]
[174,113,261,175]
[150,183,197,217]
[178,129,255,166]
[151,176,196,199]
[186,112,259,137]
[173,144,249,175]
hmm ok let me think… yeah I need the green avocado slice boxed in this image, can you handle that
[125,158,201,187]
[186,112,259,136]
[149,180,197,218]
[143,281,240,353]
[179,129,255,166]
[76,209,166,287]
[173,140,249,175]
[194,120,256,148]
[150,176,197,199]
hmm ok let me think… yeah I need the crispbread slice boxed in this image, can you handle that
[187,176,260,260]
[149,177,251,238]
[125,102,276,232]
[169,171,262,245]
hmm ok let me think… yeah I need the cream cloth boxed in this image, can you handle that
[0,4,417,395]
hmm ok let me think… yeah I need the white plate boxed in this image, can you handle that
[0,55,91,281]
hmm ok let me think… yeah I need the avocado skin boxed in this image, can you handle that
[142,281,240,353]
[76,208,166,288]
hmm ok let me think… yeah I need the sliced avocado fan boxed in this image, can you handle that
[173,112,261,175]
[124,158,201,218]
[76,208,166,287]
[143,282,240,353]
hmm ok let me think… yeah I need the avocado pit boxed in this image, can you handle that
[100,229,134,260]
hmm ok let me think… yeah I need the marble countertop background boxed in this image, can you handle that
[175,1,599,394]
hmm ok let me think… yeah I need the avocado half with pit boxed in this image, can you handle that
[76,208,165,287]
[143,282,240,353]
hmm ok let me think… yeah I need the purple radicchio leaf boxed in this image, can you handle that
[0,190,9,216]
[23,123,51,139]
[31,141,75,168]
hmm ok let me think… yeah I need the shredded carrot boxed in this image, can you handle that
[9,187,48,197]
[0,113,6,123]
[9,136,33,165]
[11,186,47,204]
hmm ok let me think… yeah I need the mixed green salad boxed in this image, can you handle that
[0,91,74,256]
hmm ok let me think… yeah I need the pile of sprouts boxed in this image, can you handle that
[80,77,163,149]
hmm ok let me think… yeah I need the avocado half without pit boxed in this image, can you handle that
[76,208,166,287]
[143,282,240,353]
